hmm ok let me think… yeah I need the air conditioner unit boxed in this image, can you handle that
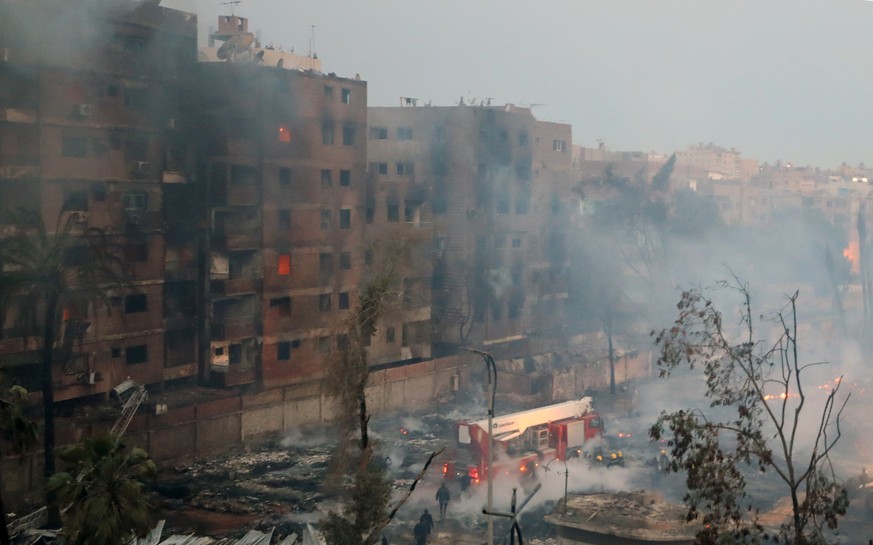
[154,403,168,416]
[78,103,93,116]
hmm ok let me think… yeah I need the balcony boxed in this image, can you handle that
[210,277,261,296]
[211,320,257,340]
[211,230,261,250]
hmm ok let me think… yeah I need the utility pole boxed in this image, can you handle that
[462,347,497,545]
[483,483,542,545]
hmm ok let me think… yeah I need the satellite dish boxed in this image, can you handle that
[216,32,255,60]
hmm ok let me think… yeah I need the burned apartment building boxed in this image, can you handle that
[194,17,368,388]
[368,105,576,361]
[0,0,198,400]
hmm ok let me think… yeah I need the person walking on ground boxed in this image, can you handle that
[413,520,428,545]
[420,508,435,536]
[436,482,451,519]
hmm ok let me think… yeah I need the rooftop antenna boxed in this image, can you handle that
[310,24,316,69]
[221,0,241,16]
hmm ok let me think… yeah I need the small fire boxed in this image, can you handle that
[763,392,789,401]
[843,242,860,273]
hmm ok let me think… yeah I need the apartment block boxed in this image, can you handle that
[194,22,368,388]
[368,104,574,360]
[0,0,198,400]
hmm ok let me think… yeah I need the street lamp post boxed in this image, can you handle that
[544,458,570,514]
[462,347,497,545]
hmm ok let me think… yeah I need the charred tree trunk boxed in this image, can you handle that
[41,292,60,527]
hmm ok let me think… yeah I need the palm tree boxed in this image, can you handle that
[0,209,128,525]
[0,384,38,545]
[46,433,157,545]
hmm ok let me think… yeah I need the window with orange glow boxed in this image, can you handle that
[278,124,291,143]
[278,253,291,275]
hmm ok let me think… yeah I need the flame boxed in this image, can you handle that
[844,242,860,273]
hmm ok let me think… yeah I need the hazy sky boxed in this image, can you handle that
[162,0,873,169]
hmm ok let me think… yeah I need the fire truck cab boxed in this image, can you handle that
[445,397,604,483]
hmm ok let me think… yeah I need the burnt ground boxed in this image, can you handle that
[149,381,873,544]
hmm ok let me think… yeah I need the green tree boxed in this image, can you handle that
[321,234,441,545]
[0,384,38,545]
[0,209,128,524]
[46,433,156,545]
[650,281,849,545]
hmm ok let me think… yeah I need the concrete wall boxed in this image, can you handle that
[1,352,646,510]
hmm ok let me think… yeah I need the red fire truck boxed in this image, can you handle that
[444,397,605,484]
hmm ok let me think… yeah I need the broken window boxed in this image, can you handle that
[269,296,291,317]
[338,292,350,310]
[319,293,332,312]
[404,202,417,223]
[552,139,566,152]
[397,127,413,141]
[319,253,333,274]
[322,122,334,145]
[125,344,148,364]
[279,167,292,186]
[321,169,332,187]
[339,208,351,229]
[62,135,88,158]
[278,124,291,143]
[387,204,399,223]
[339,252,351,270]
[277,341,291,361]
[369,127,388,140]
[320,209,331,229]
[339,169,351,187]
[342,126,356,146]
[229,343,242,365]
[231,165,257,185]
[341,88,351,104]
[279,209,291,229]
[278,253,291,275]
[124,293,148,313]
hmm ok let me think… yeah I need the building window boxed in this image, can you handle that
[516,165,531,181]
[341,88,351,104]
[124,294,147,313]
[396,162,414,176]
[324,85,333,100]
[279,209,291,229]
[338,292,350,310]
[401,324,408,347]
[278,124,291,143]
[387,204,399,222]
[365,205,374,224]
[320,209,331,229]
[364,250,373,265]
[322,122,334,145]
[317,336,331,353]
[64,191,88,211]
[404,202,416,223]
[62,136,88,158]
[499,130,508,144]
[370,162,388,176]
[342,126,356,146]
[494,236,505,249]
[518,131,529,146]
[229,343,242,365]
[123,192,147,211]
[512,237,522,248]
[269,296,292,317]
[340,252,351,270]
[397,127,413,141]
[386,326,395,343]
[111,347,122,358]
[369,127,388,140]
[339,208,351,229]
[321,169,332,187]
[319,293,332,311]
[279,167,292,186]
[496,193,510,214]
[125,344,148,364]
[231,165,257,185]
[319,253,333,274]
[277,341,291,361]
[124,88,148,110]
[339,169,351,186]
[278,253,291,275]
[553,139,566,152]
[123,242,149,262]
